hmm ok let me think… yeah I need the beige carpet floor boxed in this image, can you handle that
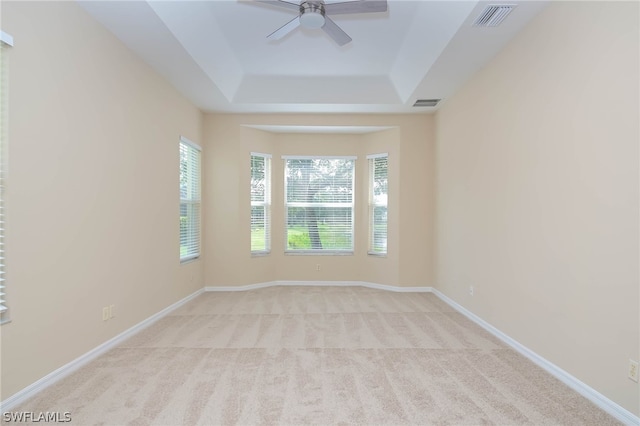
[8,286,619,425]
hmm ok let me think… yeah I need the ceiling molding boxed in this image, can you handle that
[79,0,549,114]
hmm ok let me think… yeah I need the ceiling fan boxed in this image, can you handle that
[257,0,388,46]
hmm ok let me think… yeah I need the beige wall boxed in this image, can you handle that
[0,2,203,400]
[203,114,434,288]
[2,0,635,418]
[435,1,639,415]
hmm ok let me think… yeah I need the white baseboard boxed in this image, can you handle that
[205,280,432,293]
[205,281,637,423]
[430,288,640,426]
[4,282,637,425]
[204,281,280,292]
[0,288,204,412]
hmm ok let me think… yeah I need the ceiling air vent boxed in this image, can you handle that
[473,5,516,27]
[413,99,441,107]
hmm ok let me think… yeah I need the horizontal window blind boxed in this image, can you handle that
[0,35,11,323]
[251,153,271,254]
[368,153,388,255]
[179,137,201,262]
[284,157,355,253]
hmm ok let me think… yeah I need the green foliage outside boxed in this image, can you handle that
[287,225,351,250]
[370,224,388,253]
[251,226,353,251]
[251,227,266,252]
[180,216,189,256]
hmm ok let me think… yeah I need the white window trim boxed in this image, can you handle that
[251,152,272,256]
[0,30,12,324]
[0,31,14,47]
[180,136,200,151]
[366,153,388,160]
[179,136,201,263]
[283,155,356,255]
[367,153,388,256]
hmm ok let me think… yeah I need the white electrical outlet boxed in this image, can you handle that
[629,359,639,382]
[109,304,116,319]
[102,307,109,321]
[469,286,474,296]
[316,264,321,271]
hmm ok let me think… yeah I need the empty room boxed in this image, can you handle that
[0,0,638,424]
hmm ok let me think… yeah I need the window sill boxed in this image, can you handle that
[368,252,388,257]
[180,256,200,265]
[285,251,354,256]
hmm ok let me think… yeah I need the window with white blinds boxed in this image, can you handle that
[251,153,271,254]
[0,31,13,323]
[283,156,355,254]
[368,154,388,255]
[179,137,201,262]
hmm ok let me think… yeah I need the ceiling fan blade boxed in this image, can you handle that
[267,15,301,40]
[255,0,301,12]
[322,16,352,46]
[324,0,387,15]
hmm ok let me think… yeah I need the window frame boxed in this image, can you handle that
[179,136,201,263]
[283,155,356,255]
[250,152,271,255]
[0,31,13,324]
[368,153,388,256]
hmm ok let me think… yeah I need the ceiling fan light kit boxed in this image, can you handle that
[300,2,325,29]
[260,0,388,46]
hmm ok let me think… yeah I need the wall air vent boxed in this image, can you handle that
[473,5,516,27]
[413,99,441,107]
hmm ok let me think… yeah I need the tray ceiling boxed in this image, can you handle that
[79,0,548,113]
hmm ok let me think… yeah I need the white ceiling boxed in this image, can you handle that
[79,0,548,114]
